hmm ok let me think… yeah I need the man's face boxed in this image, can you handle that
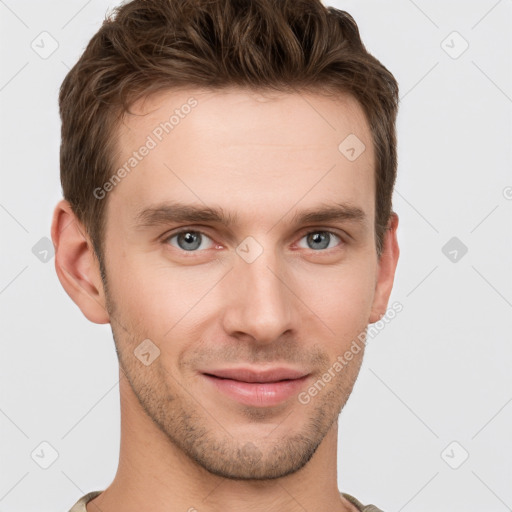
[100,88,385,479]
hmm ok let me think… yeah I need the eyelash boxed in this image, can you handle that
[162,228,345,255]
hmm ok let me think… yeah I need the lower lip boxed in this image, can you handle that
[202,374,309,407]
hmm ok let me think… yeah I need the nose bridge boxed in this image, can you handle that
[223,240,294,343]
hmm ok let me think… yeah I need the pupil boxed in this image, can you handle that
[308,232,329,250]
[179,232,201,250]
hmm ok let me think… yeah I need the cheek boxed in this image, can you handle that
[295,258,376,340]
[107,251,227,338]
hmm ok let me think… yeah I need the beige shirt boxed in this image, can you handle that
[69,490,384,512]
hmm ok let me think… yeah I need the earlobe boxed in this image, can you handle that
[368,212,400,324]
[51,199,110,324]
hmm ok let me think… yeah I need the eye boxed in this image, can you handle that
[165,230,215,252]
[297,230,342,251]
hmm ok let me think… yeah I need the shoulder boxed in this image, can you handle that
[68,491,103,512]
[341,492,386,512]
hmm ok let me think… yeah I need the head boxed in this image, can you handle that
[52,0,399,480]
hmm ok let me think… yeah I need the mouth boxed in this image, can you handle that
[201,367,310,407]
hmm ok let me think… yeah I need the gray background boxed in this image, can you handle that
[0,1,511,511]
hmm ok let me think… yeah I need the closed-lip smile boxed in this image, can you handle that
[201,366,311,407]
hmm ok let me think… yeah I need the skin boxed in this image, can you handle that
[51,87,399,512]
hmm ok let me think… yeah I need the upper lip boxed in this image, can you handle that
[202,367,309,383]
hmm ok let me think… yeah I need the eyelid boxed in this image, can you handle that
[296,226,347,240]
[161,226,213,240]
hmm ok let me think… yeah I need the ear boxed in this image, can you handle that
[369,212,400,324]
[51,199,110,324]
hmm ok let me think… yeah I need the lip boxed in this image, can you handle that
[201,367,310,407]
[203,367,309,383]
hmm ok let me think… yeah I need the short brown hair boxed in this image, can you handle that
[59,0,399,268]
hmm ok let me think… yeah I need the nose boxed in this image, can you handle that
[221,244,296,345]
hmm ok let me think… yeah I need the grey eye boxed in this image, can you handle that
[168,231,213,251]
[299,231,341,251]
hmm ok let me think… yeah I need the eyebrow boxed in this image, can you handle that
[133,201,368,230]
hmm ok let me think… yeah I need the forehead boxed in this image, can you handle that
[121,86,371,149]
[107,87,375,229]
